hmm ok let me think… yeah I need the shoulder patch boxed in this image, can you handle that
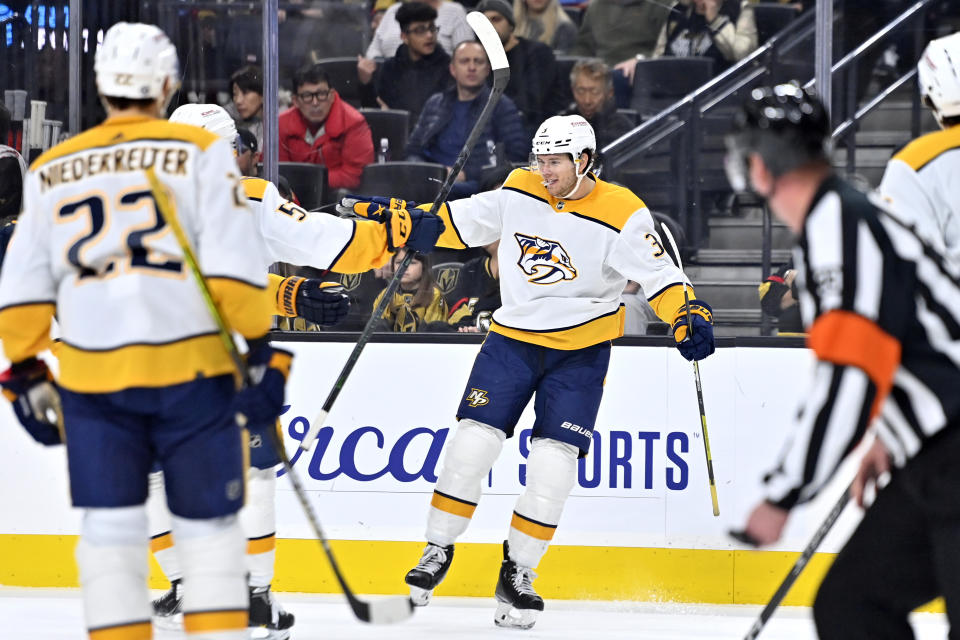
[892,126,960,172]
[242,177,271,201]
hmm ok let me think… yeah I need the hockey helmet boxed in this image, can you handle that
[918,32,960,127]
[95,22,180,104]
[725,82,830,192]
[531,115,596,163]
[169,104,239,153]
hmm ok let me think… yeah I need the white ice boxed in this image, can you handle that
[0,588,948,639]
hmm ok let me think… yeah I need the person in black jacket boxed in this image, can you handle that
[561,58,635,149]
[358,2,452,127]
[406,40,529,198]
[478,0,567,138]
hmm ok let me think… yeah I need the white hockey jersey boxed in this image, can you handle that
[877,125,960,258]
[0,115,272,393]
[435,168,694,349]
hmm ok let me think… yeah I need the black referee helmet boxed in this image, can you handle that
[725,82,831,192]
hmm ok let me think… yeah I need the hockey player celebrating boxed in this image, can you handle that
[147,103,445,638]
[877,32,960,259]
[0,23,283,639]
[729,83,960,639]
[343,114,715,629]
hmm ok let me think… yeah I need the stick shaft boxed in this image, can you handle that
[743,486,851,640]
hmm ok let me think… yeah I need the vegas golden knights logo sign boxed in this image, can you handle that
[340,272,363,292]
[436,266,460,295]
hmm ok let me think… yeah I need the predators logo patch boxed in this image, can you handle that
[514,233,578,284]
[465,388,489,407]
[339,272,363,291]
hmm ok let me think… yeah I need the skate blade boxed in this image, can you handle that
[494,600,539,630]
[152,612,183,632]
[409,585,433,607]
[249,627,291,640]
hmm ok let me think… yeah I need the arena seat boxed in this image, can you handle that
[278,162,328,210]
[357,161,448,203]
[629,58,714,120]
[361,109,411,161]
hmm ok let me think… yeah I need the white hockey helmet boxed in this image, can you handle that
[531,115,597,162]
[169,104,239,152]
[918,32,960,127]
[95,22,180,103]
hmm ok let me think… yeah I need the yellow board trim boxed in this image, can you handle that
[89,621,152,640]
[510,512,557,541]
[490,307,624,351]
[57,334,237,394]
[430,491,477,519]
[0,534,945,613]
[247,534,277,555]
[183,610,247,633]
[149,532,174,553]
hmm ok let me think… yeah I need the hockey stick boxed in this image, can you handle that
[144,168,413,624]
[659,225,720,516]
[741,485,852,640]
[298,11,510,452]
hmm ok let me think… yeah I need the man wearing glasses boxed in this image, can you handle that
[358,2,453,127]
[562,58,635,149]
[278,63,374,190]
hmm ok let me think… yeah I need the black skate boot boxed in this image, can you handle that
[494,541,544,630]
[404,542,454,606]
[249,584,295,640]
[151,578,183,630]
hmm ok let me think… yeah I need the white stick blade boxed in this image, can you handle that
[367,596,414,624]
[466,12,508,71]
[659,223,684,273]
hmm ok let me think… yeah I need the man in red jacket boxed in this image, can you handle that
[279,63,374,190]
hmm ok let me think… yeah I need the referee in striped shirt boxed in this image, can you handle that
[728,83,960,639]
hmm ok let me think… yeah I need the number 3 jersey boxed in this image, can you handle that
[0,115,273,393]
[434,168,695,349]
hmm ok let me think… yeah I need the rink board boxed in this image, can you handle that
[0,338,937,608]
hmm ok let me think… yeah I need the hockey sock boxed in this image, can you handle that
[172,514,247,639]
[240,466,277,588]
[426,419,505,546]
[75,505,152,639]
[508,437,578,569]
[146,471,182,582]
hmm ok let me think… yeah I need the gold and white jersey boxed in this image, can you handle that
[0,115,272,393]
[435,168,693,349]
[878,125,960,258]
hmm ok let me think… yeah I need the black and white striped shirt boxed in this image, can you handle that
[763,175,960,509]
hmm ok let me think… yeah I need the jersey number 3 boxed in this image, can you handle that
[57,190,183,279]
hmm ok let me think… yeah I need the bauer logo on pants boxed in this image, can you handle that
[466,388,490,407]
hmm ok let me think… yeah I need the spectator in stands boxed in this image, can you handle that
[513,0,577,53]
[365,0,475,59]
[479,0,566,137]
[562,59,634,148]
[0,103,26,222]
[406,40,528,197]
[447,241,501,332]
[652,0,758,73]
[236,128,259,177]
[759,264,802,333]
[374,249,449,332]
[227,65,265,153]
[279,63,374,190]
[359,2,453,126]
[370,0,395,35]
[571,0,670,69]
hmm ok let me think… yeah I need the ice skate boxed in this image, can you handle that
[151,578,183,631]
[494,541,544,630]
[249,585,294,640]
[405,542,454,606]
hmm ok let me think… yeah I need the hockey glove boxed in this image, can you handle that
[233,341,293,427]
[0,357,63,445]
[340,196,444,254]
[671,299,715,361]
[276,277,350,326]
[759,269,792,317]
